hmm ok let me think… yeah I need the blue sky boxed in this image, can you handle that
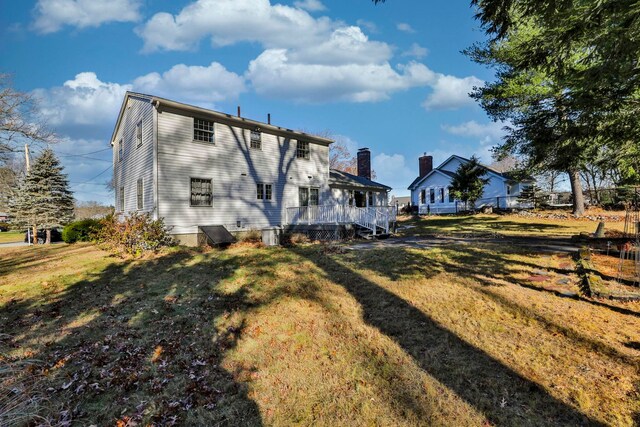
[1,0,505,204]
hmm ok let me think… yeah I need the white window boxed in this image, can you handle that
[118,139,123,162]
[506,184,512,195]
[429,188,435,204]
[439,188,445,203]
[194,118,215,143]
[136,120,143,147]
[299,187,319,206]
[296,141,310,159]
[257,183,272,200]
[119,186,124,211]
[250,130,262,149]
[190,178,212,206]
[137,178,143,210]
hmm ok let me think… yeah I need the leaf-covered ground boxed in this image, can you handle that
[1,215,640,426]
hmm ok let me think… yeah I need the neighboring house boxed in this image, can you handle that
[408,154,534,214]
[0,212,9,222]
[111,92,394,244]
[390,196,411,209]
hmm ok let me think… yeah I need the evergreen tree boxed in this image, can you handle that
[9,149,74,244]
[449,156,490,211]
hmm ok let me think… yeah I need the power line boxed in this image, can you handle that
[56,147,111,157]
[74,164,112,185]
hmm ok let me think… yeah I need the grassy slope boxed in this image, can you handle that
[396,212,627,237]
[0,231,24,244]
[1,216,639,425]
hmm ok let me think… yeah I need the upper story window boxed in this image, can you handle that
[257,183,272,200]
[194,118,215,143]
[190,178,213,206]
[250,130,262,149]
[118,139,123,162]
[296,141,310,159]
[136,120,143,147]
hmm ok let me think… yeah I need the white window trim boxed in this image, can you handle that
[190,177,213,207]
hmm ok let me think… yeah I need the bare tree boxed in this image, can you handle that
[0,74,55,164]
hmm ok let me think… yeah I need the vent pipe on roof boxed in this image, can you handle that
[237,106,241,117]
[268,113,271,125]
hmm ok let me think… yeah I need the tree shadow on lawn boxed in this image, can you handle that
[400,215,578,236]
[0,247,266,426]
[346,244,640,366]
[297,246,604,426]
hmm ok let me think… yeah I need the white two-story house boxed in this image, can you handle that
[111,92,393,244]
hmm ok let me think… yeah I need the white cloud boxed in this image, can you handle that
[136,0,335,52]
[422,75,483,110]
[247,51,435,103]
[32,0,141,33]
[33,72,131,134]
[402,43,428,59]
[356,19,378,34]
[441,120,506,141]
[372,153,416,192]
[34,63,244,136]
[397,22,416,33]
[133,62,246,103]
[293,0,326,12]
[287,26,392,66]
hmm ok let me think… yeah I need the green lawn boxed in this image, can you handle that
[1,232,639,425]
[0,231,23,244]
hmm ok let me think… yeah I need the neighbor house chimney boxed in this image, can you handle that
[419,153,433,178]
[357,148,371,180]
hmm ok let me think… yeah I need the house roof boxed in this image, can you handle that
[110,91,334,146]
[407,155,530,190]
[329,169,391,191]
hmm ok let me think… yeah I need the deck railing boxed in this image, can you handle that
[285,205,397,234]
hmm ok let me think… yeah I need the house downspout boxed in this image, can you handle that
[152,100,159,221]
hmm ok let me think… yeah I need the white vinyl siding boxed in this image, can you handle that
[112,95,154,216]
[157,111,330,233]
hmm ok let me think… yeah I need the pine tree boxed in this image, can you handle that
[9,149,74,244]
[449,156,490,211]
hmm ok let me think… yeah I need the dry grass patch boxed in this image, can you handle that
[1,242,640,425]
[397,211,627,237]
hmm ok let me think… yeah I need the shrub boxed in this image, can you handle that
[281,232,310,247]
[237,229,262,243]
[62,218,102,243]
[98,212,175,256]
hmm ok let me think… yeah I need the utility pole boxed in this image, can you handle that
[24,143,30,173]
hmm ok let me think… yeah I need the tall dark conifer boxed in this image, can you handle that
[10,149,74,244]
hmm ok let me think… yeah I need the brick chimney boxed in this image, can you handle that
[419,153,433,178]
[357,148,371,180]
